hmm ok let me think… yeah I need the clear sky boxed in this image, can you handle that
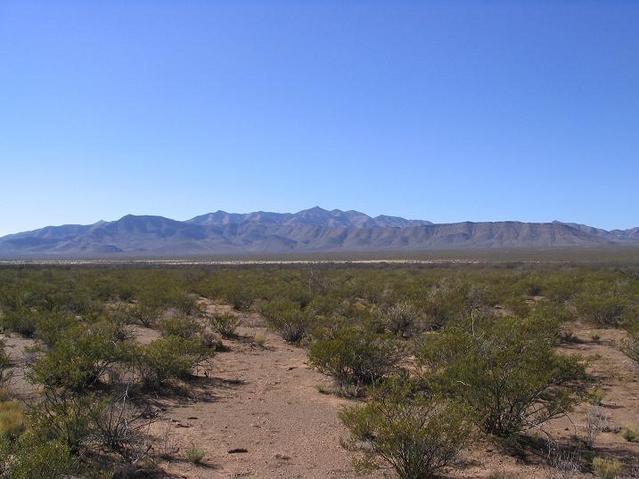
[1,1,638,236]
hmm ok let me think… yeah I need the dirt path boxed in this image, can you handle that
[154,309,387,479]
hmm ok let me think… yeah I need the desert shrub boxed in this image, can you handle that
[170,292,200,316]
[130,303,161,328]
[136,336,212,388]
[576,294,627,327]
[309,325,403,389]
[224,285,253,311]
[418,315,586,437]
[253,332,267,347]
[0,342,11,390]
[546,440,583,479]
[339,378,471,479]
[260,299,310,343]
[199,329,224,350]
[622,328,639,367]
[588,387,606,406]
[91,388,156,462]
[383,301,425,338]
[29,324,131,392]
[6,433,74,479]
[585,405,609,448]
[621,427,637,442]
[158,315,202,339]
[209,312,240,338]
[592,457,623,479]
[32,312,78,347]
[185,445,206,464]
[0,309,39,337]
[27,391,101,454]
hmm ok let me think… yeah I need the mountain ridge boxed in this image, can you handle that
[1,207,637,257]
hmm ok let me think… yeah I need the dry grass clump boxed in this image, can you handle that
[592,457,623,479]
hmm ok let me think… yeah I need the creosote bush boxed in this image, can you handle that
[158,315,203,339]
[309,325,403,391]
[29,323,131,392]
[261,299,310,343]
[4,432,74,479]
[209,312,241,338]
[622,327,639,367]
[136,336,212,388]
[339,378,472,479]
[576,294,628,327]
[418,315,586,437]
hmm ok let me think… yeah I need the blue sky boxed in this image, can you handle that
[1,1,638,236]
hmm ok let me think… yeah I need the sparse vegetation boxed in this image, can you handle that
[0,261,636,477]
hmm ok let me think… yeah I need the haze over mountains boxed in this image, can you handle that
[1,207,638,258]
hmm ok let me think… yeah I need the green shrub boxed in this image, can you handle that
[592,457,622,479]
[137,336,212,388]
[32,312,78,347]
[261,299,309,343]
[309,325,403,389]
[0,309,39,337]
[339,378,471,479]
[27,391,101,454]
[8,434,75,479]
[576,295,627,327]
[209,312,240,338]
[418,315,585,437]
[29,325,130,392]
[225,286,253,311]
[130,303,161,328]
[185,445,206,464]
[621,426,637,442]
[171,292,200,316]
[158,315,202,339]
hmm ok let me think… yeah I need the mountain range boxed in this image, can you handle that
[1,207,638,258]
